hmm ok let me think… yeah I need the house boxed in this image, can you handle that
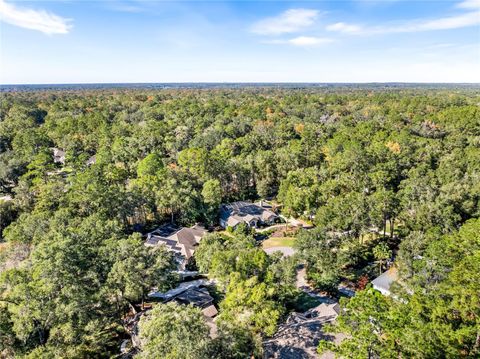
[145,224,207,269]
[171,288,218,318]
[52,148,66,164]
[219,201,278,229]
[148,279,210,300]
[127,282,218,354]
[148,281,218,320]
[371,267,398,296]
[263,302,344,359]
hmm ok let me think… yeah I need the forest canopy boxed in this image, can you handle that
[0,86,479,358]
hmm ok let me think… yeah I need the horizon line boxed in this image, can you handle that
[2,81,480,87]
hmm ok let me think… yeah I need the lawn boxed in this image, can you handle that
[261,237,295,249]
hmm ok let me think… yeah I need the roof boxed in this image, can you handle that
[148,279,210,300]
[308,303,340,320]
[371,267,398,296]
[173,287,213,308]
[202,304,218,318]
[145,224,206,263]
[145,235,183,251]
[150,223,179,237]
[263,302,343,359]
[220,201,278,227]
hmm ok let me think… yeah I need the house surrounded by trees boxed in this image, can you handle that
[219,201,278,229]
[145,224,207,269]
[371,267,398,296]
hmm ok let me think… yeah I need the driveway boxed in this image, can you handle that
[264,246,296,257]
[296,266,336,304]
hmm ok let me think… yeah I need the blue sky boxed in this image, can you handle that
[0,0,479,83]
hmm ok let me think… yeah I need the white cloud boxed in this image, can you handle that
[411,11,479,31]
[457,0,480,9]
[0,0,72,34]
[251,8,319,35]
[264,36,333,47]
[326,22,362,34]
[288,36,333,46]
[327,9,480,35]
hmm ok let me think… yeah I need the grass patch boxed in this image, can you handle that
[261,237,295,249]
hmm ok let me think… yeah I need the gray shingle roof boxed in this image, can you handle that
[371,267,398,296]
[145,224,207,267]
[220,201,278,227]
[173,287,213,308]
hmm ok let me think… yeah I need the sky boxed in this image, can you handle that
[0,0,479,84]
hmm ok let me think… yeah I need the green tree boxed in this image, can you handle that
[219,274,284,336]
[0,199,17,239]
[295,228,343,292]
[137,152,164,177]
[318,288,394,359]
[202,178,222,207]
[202,178,222,224]
[138,302,210,359]
[204,323,260,359]
[373,242,392,275]
[106,233,177,309]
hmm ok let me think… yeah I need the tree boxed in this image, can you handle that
[277,168,322,218]
[138,302,210,359]
[137,152,164,177]
[318,288,394,359]
[322,219,480,358]
[219,274,284,336]
[372,242,392,275]
[2,86,480,357]
[204,322,261,359]
[0,214,178,356]
[368,189,397,239]
[106,233,177,310]
[0,199,17,239]
[295,228,343,292]
[202,179,222,224]
[178,147,210,181]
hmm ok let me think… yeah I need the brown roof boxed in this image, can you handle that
[145,224,206,261]
[202,304,218,318]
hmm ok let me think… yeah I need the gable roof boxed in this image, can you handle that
[308,303,340,320]
[173,287,213,308]
[263,302,343,359]
[145,224,207,263]
[148,279,210,301]
[371,267,398,296]
[220,201,277,227]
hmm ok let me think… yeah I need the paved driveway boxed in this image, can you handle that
[264,246,296,257]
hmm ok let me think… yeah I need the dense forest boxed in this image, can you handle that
[0,87,479,358]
